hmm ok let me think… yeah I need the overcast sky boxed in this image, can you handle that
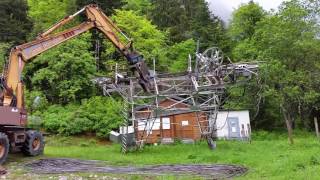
[206,0,286,23]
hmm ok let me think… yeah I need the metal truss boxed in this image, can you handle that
[95,47,259,152]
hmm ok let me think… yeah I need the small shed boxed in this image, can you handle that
[215,110,251,140]
[134,97,208,144]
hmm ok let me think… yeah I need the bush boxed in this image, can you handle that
[42,104,79,133]
[25,90,49,113]
[70,96,123,137]
[41,96,123,138]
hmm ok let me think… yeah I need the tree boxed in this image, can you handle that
[0,43,11,71]
[74,0,125,16]
[228,0,320,143]
[165,39,196,72]
[68,0,126,72]
[228,1,265,60]
[0,0,33,44]
[150,0,228,52]
[124,0,152,15]
[28,0,71,37]
[229,1,265,42]
[102,10,167,73]
[189,0,229,52]
[150,0,190,43]
[24,33,96,104]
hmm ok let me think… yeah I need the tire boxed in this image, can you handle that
[0,133,9,164]
[22,130,45,156]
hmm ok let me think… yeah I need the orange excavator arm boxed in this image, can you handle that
[1,4,151,109]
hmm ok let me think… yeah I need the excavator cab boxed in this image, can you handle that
[126,53,152,92]
[126,52,144,65]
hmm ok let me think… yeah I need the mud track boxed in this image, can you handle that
[25,158,247,179]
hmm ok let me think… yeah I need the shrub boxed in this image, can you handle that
[42,104,79,133]
[41,96,123,138]
[78,96,123,138]
[25,90,49,113]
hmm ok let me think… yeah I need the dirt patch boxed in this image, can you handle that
[25,158,247,179]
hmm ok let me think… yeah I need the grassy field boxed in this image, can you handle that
[41,131,320,179]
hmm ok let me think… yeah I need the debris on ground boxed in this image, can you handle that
[25,158,247,179]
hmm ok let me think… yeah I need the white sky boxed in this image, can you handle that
[206,0,286,23]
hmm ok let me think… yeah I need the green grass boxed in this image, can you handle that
[43,131,320,180]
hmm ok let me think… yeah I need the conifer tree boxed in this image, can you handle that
[0,0,33,44]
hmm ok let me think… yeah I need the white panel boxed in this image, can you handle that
[138,118,161,132]
[110,131,120,136]
[138,120,146,131]
[214,110,251,139]
[153,118,161,130]
[119,126,134,134]
[162,117,171,129]
[181,120,189,126]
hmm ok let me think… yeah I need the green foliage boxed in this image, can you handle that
[0,43,11,71]
[42,96,122,137]
[254,1,320,127]
[25,90,49,113]
[74,0,125,16]
[103,9,167,69]
[42,104,78,133]
[0,0,33,44]
[24,33,96,104]
[65,96,123,137]
[165,39,196,72]
[124,0,152,15]
[150,0,228,52]
[231,39,258,60]
[229,1,265,42]
[228,0,320,129]
[28,0,71,37]
[116,9,166,61]
[150,0,190,42]
[189,0,229,52]
[229,1,265,60]
[103,10,198,73]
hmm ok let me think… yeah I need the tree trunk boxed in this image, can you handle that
[281,106,294,144]
[314,117,319,138]
[285,118,294,144]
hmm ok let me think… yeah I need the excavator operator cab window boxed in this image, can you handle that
[127,53,144,65]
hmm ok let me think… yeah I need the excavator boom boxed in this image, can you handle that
[1,4,151,114]
[0,4,151,165]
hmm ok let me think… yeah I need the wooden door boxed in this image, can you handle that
[174,114,193,139]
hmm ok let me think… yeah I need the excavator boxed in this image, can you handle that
[0,4,151,164]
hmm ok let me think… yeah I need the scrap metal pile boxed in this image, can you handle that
[95,47,259,152]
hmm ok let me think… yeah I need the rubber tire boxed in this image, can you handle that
[22,130,45,156]
[0,133,9,164]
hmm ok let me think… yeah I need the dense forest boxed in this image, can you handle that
[0,0,319,140]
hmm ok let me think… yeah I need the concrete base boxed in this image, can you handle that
[161,138,174,144]
[181,139,195,144]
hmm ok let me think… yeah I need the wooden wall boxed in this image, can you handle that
[135,98,208,144]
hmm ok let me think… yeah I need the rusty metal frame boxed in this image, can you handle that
[96,47,259,152]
